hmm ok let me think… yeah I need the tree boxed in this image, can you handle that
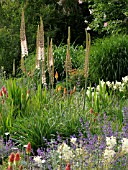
[0,1,22,74]
[87,0,128,37]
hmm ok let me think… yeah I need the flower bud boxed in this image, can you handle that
[55,71,58,80]
[14,152,20,166]
[90,108,94,114]
[63,88,67,95]
[9,152,15,165]
[26,142,31,154]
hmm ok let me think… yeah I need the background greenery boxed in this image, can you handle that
[0,0,127,75]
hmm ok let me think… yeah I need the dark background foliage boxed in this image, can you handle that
[0,0,127,75]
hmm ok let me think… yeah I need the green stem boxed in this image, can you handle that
[83,77,87,115]
[27,155,29,170]
[40,60,42,109]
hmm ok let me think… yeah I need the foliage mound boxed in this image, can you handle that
[25,45,85,82]
[89,34,128,84]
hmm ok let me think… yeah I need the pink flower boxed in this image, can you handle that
[104,22,108,27]
[78,0,83,4]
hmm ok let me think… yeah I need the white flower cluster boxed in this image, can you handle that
[57,142,74,161]
[104,136,116,162]
[86,80,106,99]
[33,156,45,167]
[86,75,128,99]
[34,136,128,168]
[121,138,128,154]
[106,75,128,92]
[103,136,128,162]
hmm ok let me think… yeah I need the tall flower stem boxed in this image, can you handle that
[48,38,54,93]
[83,30,91,114]
[12,59,15,77]
[20,9,28,73]
[27,154,29,170]
[47,37,50,89]
[65,26,72,96]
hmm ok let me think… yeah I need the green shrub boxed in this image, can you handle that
[89,0,128,36]
[54,45,85,80]
[89,34,128,84]
[24,45,85,86]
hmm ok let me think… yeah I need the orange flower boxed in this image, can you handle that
[65,163,70,170]
[26,142,31,154]
[70,90,73,96]
[63,88,67,95]
[90,108,94,114]
[55,71,58,80]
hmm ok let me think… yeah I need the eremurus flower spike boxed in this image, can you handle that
[49,38,54,88]
[65,27,72,74]
[83,29,91,113]
[84,30,91,78]
[65,26,72,93]
[36,25,40,69]
[20,9,28,72]
[39,17,46,86]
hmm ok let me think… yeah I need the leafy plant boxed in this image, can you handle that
[88,0,128,36]
[89,34,128,84]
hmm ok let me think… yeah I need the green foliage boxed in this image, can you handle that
[0,75,127,150]
[0,1,21,74]
[24,45,85,84]
[89,34,128,84]
[54,45,85,81]
[88,0,128,36]
[11,90,83,150]
[69,69,85,89]
[0,0,89,75]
